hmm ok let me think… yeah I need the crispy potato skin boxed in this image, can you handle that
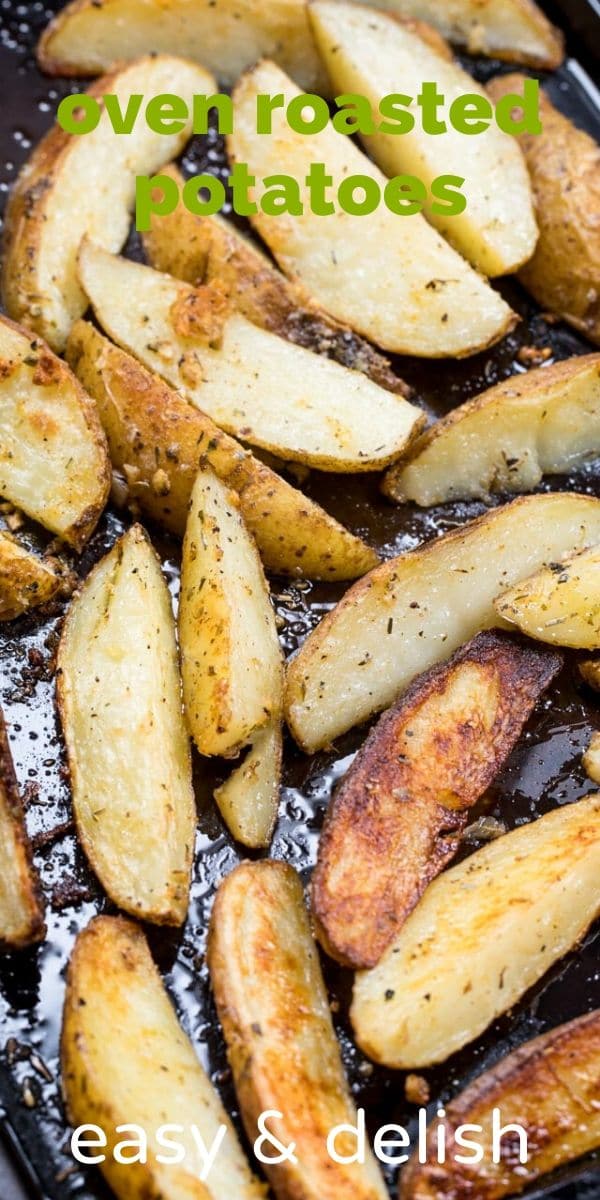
[144,166,411,398]
[0,709,45,949]
[312,631,561,968]
[488,77,600,346]
[400,1010,600,1199]
[66,320,378,580]
[208,861,388,1200]
[0,533,62,620]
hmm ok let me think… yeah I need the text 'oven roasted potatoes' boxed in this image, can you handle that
[229,61,516,359]
[38,0,325,90]
[3,55,215,351]
[77,240,424,471]
[351,795,600,1068]
[208,860,388,1200]
[0,533,62,621]
[495,544,600,649]
[61,915,266,1200]
[57,524,195,925]
[358,0,564,68]
[384,354,600,505]
[214,719,282,849]
[0,315,110,550]
[310,2,537,277]
[286,493,600,752]
[312,631,561,969]
[0,709,45,950]
[401,1009,600,1199]
[65,320,378,581]
[179,468,283,759]
[488,75,600,346]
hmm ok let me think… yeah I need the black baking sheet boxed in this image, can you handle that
[1,2,600,1198]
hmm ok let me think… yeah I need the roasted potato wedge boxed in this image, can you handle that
[3,55,215,350]
[143,165,410,397]
[208,861,388,1200]
[580,657,600,691]
[312,631,561,969]
[214,720,282,848]
[62,915,266,1200]
[0,709,45,949]
[310,3,537,277]
[488,77,600,346]
[0,315,109,549]
[400,1009,600,1199]
[0,533,62,620]
[358,0,563,68]
[384,354,600,506]
[229,61,516,359]
[78,240,424,470]
[583,732,600,785]
[179,468,283,758]
[66,320,378,581]
[495,545,600,649]
[57,524,195,925]
[38,0,325,90]
[351,795,600,1068]
[285,493,600,752]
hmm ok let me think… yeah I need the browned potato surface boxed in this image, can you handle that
[0,709,45,949]
[488,77,600,345]
[312,631,561,969]
[0,533,62,620]
[400,1010,600,1198]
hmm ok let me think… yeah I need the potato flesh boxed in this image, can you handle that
[0,710,45,949]
[0,533,61,620]
[180,470,283,757]
[57,525,195,924]
[208,861,388,1200]
[350,0,563,67]
[229,61,515,359]
[77,242,423,470]
[66,320,378,581]
[312,631,561,968]
[61,916,265,1200]
[310,3,537,277]
[3,56,215,350]
[384,354,600,506]
[351,795,600,1068]
[0,317,109,549]
[400,1010,600,1199]
[285,494,600,752]
[583,733,600,786]
[495,544,600,649]
[38,0,325,90]
[214,720,282,848]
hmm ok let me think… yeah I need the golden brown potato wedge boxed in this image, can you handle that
[400,1009,600,1199]
[488,77,600,346]
[57,524,195,925]
[310,2,537,277]
[383,354,600,506]
[229,61,516,359]
[583,732,600,785]
[66,320,378,581]
[286,494,600,753]
[351,795,600,1068]
[0,533,62,620]
[312,631,561,969]
[357,0,563,67]
[214,720,282,848]
[179,469,283,758]
[77,240,424,470]
[3,55,215,350]
[143,165,410,398]
[580,658,600,691]
[0,709,45,949]
[62,915,266,1200]
[208,861,388,1200]
[38,0,325,90]
[495,544,600,649]
[0,315,109,550]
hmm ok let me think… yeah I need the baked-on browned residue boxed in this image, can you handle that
[312,631,562,968]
